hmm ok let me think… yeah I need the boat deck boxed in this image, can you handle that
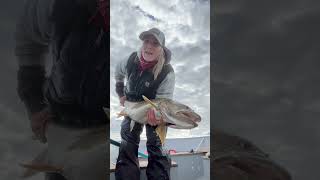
[110,136,210,180]
[110,158,178,173]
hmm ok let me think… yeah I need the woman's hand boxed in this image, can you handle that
[119,96,126,106]
[147,108,163,126]
[30,107,52,143]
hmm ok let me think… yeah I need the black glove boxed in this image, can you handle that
[17,65,46,114]
[115,81,125,98]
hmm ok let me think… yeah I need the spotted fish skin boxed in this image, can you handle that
[117,97,201,130]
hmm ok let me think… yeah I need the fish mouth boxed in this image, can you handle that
[177,111,201,123]
[166,121,198,129]
[165,111,201,129]
[167,122,176,126]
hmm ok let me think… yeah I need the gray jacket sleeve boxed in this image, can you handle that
[156,71,175,99]
[114,56,129,82]
[114,56,129,97]
[114,58,128,82]
[15,0,54,66]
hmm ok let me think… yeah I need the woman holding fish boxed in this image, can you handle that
[114,28,175,180]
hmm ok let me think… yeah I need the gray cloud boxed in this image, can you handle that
[110,0,210,139]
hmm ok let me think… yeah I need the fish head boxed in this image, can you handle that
[158,99,201,129]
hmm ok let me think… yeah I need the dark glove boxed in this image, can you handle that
[17,65,46,114]
[115,81,125,98]
[30,107,52,143]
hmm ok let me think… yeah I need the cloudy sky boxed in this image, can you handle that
[109,0,211,140]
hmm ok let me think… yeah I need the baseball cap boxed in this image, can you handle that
[139,28,172,60]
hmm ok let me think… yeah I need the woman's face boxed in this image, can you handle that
[142,35,162,62]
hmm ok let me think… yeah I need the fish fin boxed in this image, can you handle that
[130,121,135,132]
[142,95,158,109]
[20,148,49,178]
[155,124,167,146]
[20,163,63,174]
[117,110,128,118]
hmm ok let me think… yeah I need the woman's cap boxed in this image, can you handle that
[139,28,172,61]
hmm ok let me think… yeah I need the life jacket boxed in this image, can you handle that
[45,0,109,126]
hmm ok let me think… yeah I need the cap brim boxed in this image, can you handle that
[139,31,162,46]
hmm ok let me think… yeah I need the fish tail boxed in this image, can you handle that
[20,148,49,178]
[155,124,167,146]
[117,110,127,118]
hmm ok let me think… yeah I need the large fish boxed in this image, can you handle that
[117,96,201,144]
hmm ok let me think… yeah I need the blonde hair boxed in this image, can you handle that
[138,47,166,80]
[152,48,165,80]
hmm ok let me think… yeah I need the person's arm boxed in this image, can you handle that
[114,55,129,100]
[15,0,53,114]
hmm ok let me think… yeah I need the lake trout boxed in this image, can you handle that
[116,95,201,145]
